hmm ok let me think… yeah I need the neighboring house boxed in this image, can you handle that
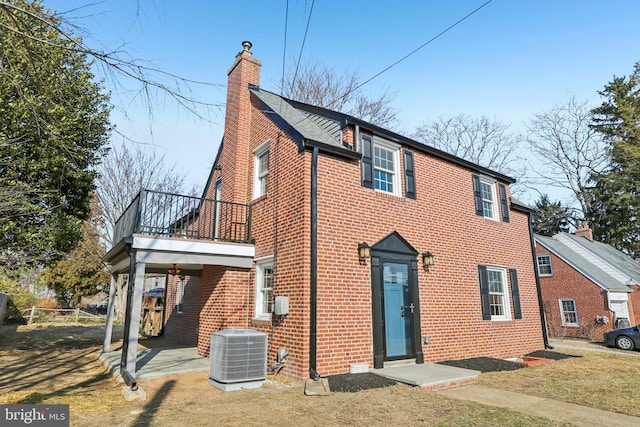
[535,225,640,340]
[104,42,546,382]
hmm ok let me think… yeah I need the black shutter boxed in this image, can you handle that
[478,265,491,320]
[509,269,522,319]
[361,135,374,188]
[499,183,510,223]
[403,150,416,199]
[472,174,483,216]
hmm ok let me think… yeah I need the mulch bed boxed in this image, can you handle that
[526,350,580,360]
[327,350,579,392]
[327,373,397,393]
[437,357,524,372]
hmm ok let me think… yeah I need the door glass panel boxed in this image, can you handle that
[383,262,413,358]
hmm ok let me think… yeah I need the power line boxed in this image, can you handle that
[329,0,493,109]
[279,0,290,101]
[290,0,315,92]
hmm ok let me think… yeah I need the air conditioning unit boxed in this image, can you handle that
[209,329,268,392]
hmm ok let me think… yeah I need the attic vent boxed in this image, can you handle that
[209,329,267,391]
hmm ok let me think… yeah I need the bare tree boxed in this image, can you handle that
[280,60,399,129]
[0,1,223,130]
[96,143,194,246]
[413,114,524,185]
[524,96,608,220]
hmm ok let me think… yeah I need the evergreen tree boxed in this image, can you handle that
[0,0,111,266]
[532,194,572,236]
[589,62,640,257]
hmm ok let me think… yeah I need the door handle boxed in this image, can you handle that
[400,305,405,317]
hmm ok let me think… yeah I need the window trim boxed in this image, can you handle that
[253,141,270,199]
[559,298,578,326]
[254,256,274,320]
[372,138,401,196]
[479,177,499,220]
[487,267,511,321]
[537,254,553,276]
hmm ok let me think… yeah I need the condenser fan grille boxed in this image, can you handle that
[209,329,267,383]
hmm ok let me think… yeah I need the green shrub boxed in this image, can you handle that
[0,277,38,322]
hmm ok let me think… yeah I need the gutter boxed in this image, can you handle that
[309,146,320,380]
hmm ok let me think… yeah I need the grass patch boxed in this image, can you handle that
[479,348,640,417]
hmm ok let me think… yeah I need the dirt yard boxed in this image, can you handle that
[1,323,638,426]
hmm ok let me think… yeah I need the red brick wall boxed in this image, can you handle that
[164,274,201,345]
[197,265,254,355]
[311,142,544,374]
[536,242,613,340]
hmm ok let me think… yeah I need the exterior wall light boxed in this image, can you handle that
[167,263,182,276]
[422,252,435,269]
[358,242,371,260]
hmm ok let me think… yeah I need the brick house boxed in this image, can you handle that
[535,225,640,340]
[104,41,547,382]
[158,41,549,379]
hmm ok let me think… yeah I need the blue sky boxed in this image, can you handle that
[47,0,640,203]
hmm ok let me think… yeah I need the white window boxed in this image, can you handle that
[253,142,269,199]
[254,257,274,319]
[559,299,578,326]
[487,267,511,321]
[177,277,185,314]
[537,254,553,276]
[373,140,400,196]
[480,178,498,220]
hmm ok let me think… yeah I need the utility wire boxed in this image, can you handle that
[290,0,315,93]
[328,0,493,109]
[279,0,289,101]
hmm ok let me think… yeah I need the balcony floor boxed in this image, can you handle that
[105,234,255,274]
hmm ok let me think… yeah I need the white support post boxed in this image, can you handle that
[102,273,118,353]
[125,261,146,376]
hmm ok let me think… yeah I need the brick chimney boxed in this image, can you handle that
[221,41,262,205]
[575,224,593,241]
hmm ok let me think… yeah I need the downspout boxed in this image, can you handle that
[529,215,552,349]
[309,146,320,380]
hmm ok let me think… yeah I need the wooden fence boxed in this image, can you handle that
[22,306,106,324]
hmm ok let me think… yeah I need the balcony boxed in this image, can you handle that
[105,190,255,274]
[112,189,252,246]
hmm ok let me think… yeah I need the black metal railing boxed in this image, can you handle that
[112,190,252,247]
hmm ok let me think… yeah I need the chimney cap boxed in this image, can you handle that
[242,41,252,52]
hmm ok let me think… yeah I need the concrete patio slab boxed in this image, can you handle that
[371,363,480,391]
[100,347,209,381]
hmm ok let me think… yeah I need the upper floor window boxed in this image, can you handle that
[472,174,510,222]
[253,143,269,199]
[537,254,553,276]
[374,144,397,194]
[361,135,401,196]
